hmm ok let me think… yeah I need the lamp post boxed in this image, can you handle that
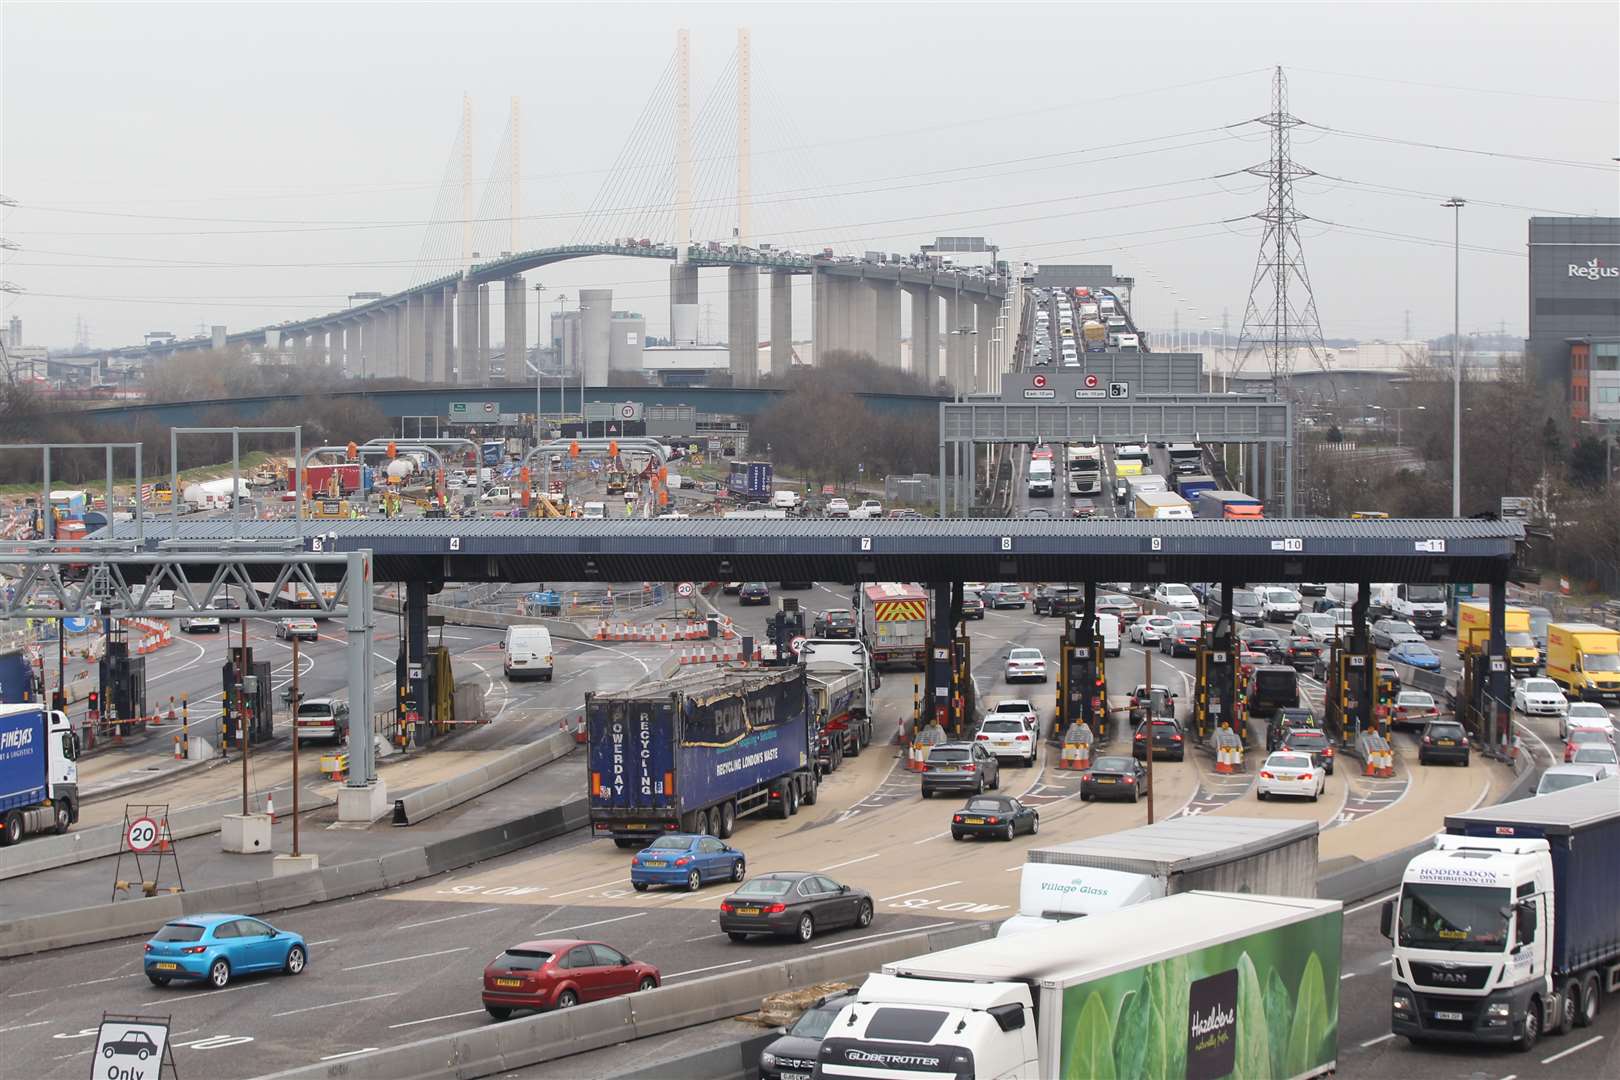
[1443,197,1465,516]
[554,293,568,434]
[577,305,593,438]
[950,325,978,516]
[532,282,545,448]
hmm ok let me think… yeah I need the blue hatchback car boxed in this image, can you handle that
[629,833,746,892]
[1389,640,1443,671]
[143,914,308,989]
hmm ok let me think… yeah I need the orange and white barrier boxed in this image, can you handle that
[1214,739,1244,774]
[1057,722,1093,770]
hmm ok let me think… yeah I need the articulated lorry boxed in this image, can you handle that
[0,703,80,845]
[585,667,818,846]
[859,584,930,672]
[1383,777,1620,1052]
[821,891,1342,1080]
[998,816,1319,937]
[1456,601,1540,677]
[801,638,876,763]
[1064,443,1102,495]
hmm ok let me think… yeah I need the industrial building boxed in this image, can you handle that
[1526,217,1620,423]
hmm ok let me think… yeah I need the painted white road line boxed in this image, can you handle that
[664,959,751,980]
[911,831,950,845]
[879,881,962,903]
[387,1009,485,1030]
[0,1020,51,1033]
[1540,1035,1603,1064]
[305,938,340,947]
[274,992,399,1018]
[396,906,499,930]
[547,877,627,899]
[529,912,649,935]
[812,923,957,950]
[1358,1033,1397,1049]
[818,853,881,873]
[8,973,140,997]
[136,983,264,1008]
[341,946,469,972]
[321,1048,380,1061]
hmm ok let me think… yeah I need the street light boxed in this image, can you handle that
[531,282,545,449]
[1443,196,1466,516]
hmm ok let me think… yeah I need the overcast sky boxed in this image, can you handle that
[3,2,1616,352]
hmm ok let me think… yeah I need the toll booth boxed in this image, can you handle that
[1323,643,1377,743]
[764,599,808,667]
[98,631,148,737]
[1193,616,1239,743]
[220,649,273,748]
[950,634,976,739]
[1457,651,1511,749]
[1057,610,1109,744]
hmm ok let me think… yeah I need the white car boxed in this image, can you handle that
[1260,587,1302,622]
[1292,612,1344,647]
[276,616,318,641]
[1130,615,1176,645]
[1513,677,1569,717]
[1559,702,1613,740]
[178,608,221,633]
[975,716,1038,768]
[990,699,1041,735]
[1392,690,1440,729]
[1004,647,1048,684]
[1256,751,1325,801]
[1569,745,1619,777]
[1153,584,1200,611]
[1536,763,1610,795]
[825,497,850,517]
[849,499,884,519]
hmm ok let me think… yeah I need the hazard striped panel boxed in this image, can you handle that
[873,600,927,622]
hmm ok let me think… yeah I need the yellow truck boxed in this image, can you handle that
[1455,601,1540,677]
[1545,622,1620,702]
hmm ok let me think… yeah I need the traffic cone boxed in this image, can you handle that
[265,791,276,823]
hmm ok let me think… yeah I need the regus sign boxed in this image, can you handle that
[1568,258,1619,280]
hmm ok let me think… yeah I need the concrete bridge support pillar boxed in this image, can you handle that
[456,284,479,384]
[727,267,759,387]
[438,286,456,381]
[405,294,427,381]
[670,264,699,346]
[769,271,793,374]
[477,285,491,385]
[422,291,442,382]
[905,286,937,385]
[852,279,877,362]
[388,305,405,378]
[503,276,526,382]
[812,269,830,363]
[871,280,900,369]
[976,298,999,393]
[838,277,860,358]
[947,290,971,395]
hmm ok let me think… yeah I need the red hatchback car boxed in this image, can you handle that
[481,939,659,1020]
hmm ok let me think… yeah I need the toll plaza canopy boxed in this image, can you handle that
[105,518,1523,586]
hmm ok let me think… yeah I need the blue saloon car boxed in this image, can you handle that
[629,834,746,892]
[1389,640,1443,671]
[143,914,307,989]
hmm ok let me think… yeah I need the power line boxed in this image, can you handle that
[1300,121,1619,171]
[1288,66,1619,106]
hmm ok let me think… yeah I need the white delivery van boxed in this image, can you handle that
[1097,612,1121,657]
[582,501,606,519]
[503,625,554,681]
[771,489,801,511]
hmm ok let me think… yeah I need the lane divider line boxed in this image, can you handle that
[340,947,468,972]
[879,881,961,903]
[274,992,400,1018]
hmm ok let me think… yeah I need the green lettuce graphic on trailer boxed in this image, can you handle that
[1060,909,1340,1079]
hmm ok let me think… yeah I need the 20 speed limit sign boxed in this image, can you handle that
[676,582,694,598]
[126,817,160,852]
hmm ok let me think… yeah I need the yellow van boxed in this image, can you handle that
[1455,602,1539,677]
[1545,622,1620,702]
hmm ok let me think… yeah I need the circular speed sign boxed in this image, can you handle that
[126,817,160,852]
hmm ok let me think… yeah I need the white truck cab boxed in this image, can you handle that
[819,973,1037,1080]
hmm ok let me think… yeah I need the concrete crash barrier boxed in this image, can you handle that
[254,924,992,1080]
[0,797,595,959]
[374,593,598,642]
[0,891,186,957]
[393,728,575,826]
[0,782,334,883]
[610,1032,778,1080]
